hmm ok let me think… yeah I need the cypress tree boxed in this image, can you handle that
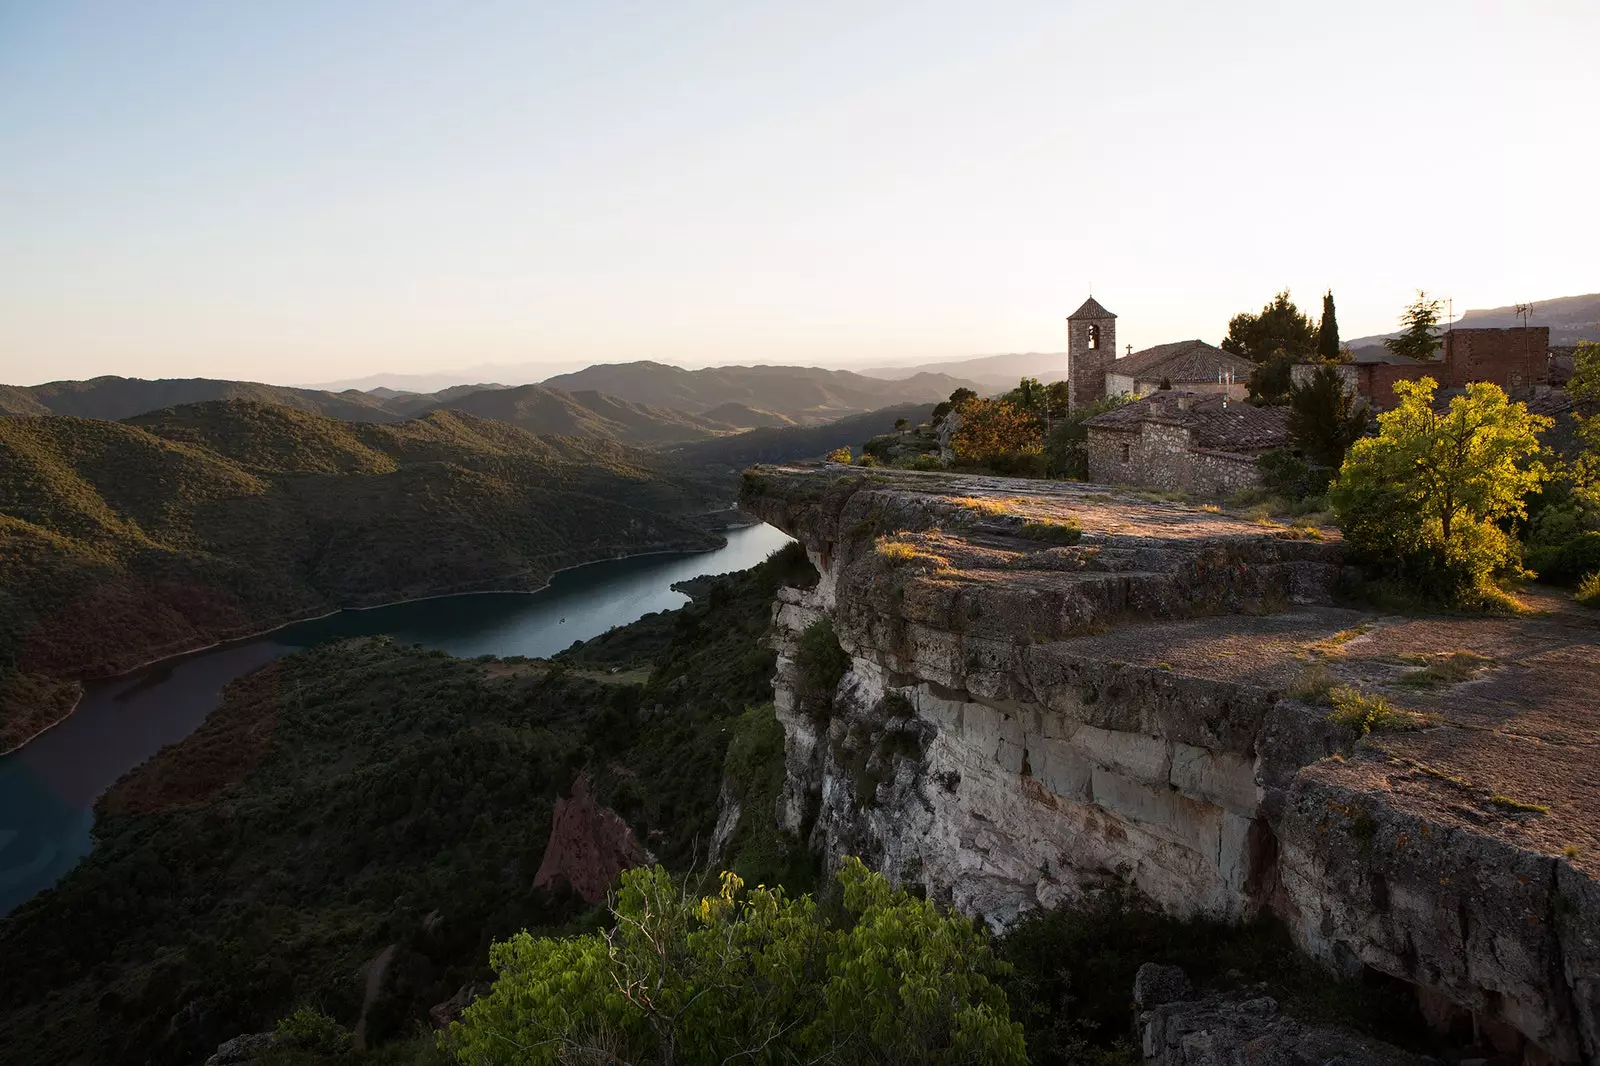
[1317,290,1341,360]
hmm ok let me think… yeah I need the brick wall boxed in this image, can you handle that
[1441,327,1550,391]
[1357,363,1432,409]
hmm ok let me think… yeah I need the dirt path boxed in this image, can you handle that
[353,943,396,1051]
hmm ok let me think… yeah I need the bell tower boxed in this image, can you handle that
[1067,296,1117,410]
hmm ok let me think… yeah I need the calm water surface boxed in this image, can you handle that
[0,522,793,915]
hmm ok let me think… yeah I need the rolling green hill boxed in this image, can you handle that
[669,402,936,473]
[0,401,724,750]
[8,375,400,422]
[410,383,740,444]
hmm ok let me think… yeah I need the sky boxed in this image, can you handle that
[1,0,1596,388]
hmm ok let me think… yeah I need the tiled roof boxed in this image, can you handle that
[1349,346,1421,366]
[1107,340,1255,383]
[1084,392,1290,451]
[1068,296,1117,321]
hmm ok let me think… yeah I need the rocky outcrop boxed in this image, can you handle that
[533,773,651,904]
[739,465,1600,1064]
[1139,988,1423,1066]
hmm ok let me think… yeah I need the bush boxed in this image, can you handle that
[823,446,852,464]
[1528,530,1600,585]
[1256,449,1332,502]
[1578,572,1600,609]
[447,860,1027,1066]
[274,1007,351,1054]
[795,618,850,698]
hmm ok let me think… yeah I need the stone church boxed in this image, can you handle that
[1066,296,1253,409]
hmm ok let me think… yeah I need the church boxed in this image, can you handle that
[1065,297,1253,409]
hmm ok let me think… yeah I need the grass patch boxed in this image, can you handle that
[1578,571,1600,609]
[1285,662,1336,704]
[947,495,1025,518]
[1396,650,1494,687]
[1327,686,1434,735]
[1487,794,1550,815]
[873,535,946,571]
[1306,624,1371,658]
[1016,518,1083,545]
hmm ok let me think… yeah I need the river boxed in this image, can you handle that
[0,522,794,917]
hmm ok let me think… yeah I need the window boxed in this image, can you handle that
[1088,323,1100,350]
[1121,443,1131,463]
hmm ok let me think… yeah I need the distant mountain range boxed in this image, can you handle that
[0,400,724,750]
[539,362,980,422]
[1344,292,1600,349]
[668,403,936,474]
[857,352,1066,392]
[1,364,977,447]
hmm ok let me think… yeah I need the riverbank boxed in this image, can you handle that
[0,528,735,758]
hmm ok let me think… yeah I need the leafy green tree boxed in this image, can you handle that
[947,387,978,411]
[893,418,909,431]
[1384,290,1444,362]
[445,859,1025,1066]
[1288,364,1370,471]
[1221,290,1318,365]
[1331,377,1550,604]
[1317,290,1341,360]
[950,399,1043,468]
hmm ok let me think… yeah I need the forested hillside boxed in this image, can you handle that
[0,544,816,1066]
[670,402,936,473]
[0,401,724,750]
[0,375,400,422]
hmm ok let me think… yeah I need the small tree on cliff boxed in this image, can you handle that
[1317,290,1342,360]
[1331,377,1549,605]
[445,859,1026,1065]
[1384,290,1444,362]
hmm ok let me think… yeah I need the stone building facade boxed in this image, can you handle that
[1066,296,1117,410]
[1084,392,1289,495]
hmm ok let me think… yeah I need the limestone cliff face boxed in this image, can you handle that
[740,465,1600,1065]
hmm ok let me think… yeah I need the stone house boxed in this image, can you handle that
[1084,392,1290,494]
[1103,340,1254,401]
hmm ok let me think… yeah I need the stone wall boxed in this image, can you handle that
[1086,423,1264,496]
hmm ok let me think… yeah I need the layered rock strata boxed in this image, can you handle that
[739,464,1600,1064]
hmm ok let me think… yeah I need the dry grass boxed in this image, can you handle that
[1397,650,1494,688]
[1306,624,1372,659]
[1487,794,1550,816]
[1578,571,1600,609]
[1285,662,1336,704]
[1017,518,1083,545]
[874,536,946,571]
[947,495,1021,517]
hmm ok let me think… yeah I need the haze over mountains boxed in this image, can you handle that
[1344,292,1600,349]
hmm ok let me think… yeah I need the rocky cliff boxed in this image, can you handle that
[739,464,1600,1065]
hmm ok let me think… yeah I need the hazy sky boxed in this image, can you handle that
[2,1,1596,387]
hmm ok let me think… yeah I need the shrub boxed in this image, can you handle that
[1256,449,1333,501]
[1327,686,1432,735]
[823,446,853,464]
[950,399,1043,470]
[1529,530,1600,585]
[446,860,1027,1066]
[795,618,850,697]
[1578,572,1600,609]
[274,1007,351,1054]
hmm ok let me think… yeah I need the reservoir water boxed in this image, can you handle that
[0,522,794,917]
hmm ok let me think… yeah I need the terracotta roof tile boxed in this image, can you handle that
[1068,296,1117,321]
[1084,392,1290,451]
[1107,340,1254,383]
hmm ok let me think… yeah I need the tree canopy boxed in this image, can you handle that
[1221,290,1318,365]
[949,398,1043,471]
[445,858,1026,1066]
[1331,377,1550,604]
[1383,291,1444,362]
[1288,364,1370,470]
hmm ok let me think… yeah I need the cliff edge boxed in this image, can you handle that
[740,463,1600,1065]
